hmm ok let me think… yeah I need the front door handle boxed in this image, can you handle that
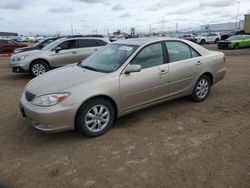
[196,61,202,65]
[159,69,168,75]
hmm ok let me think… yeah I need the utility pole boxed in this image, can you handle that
[70,23,73,35]
[176,22,178,33]
[149,24,151,35]
[235,1,240,32]
[162,15,165,35]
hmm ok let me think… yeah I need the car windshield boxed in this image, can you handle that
[42,38,65,51]
[80,43,138,73]
[227,35,242,41]
[32,40,44,47]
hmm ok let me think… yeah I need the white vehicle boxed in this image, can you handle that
[195,33,220,44]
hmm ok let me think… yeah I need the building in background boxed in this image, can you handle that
[0,32,18,40]
[200,21,244,32]
[244,14,250,34]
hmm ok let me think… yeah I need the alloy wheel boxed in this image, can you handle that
[32,63,46,76]
[85,105,110,133]
[196,79,209,99]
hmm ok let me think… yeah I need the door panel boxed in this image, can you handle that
[120,66,163,111]
[168,57,202,96]
[77,47,100,62]
[165,41,203,96]
[49,49,78,67]
[119,42,168,112]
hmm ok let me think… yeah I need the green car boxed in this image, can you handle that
[217,35,250,49]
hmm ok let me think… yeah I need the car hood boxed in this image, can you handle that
[14,46,37,53]
[26,64,106,95]
[12,49,42,58]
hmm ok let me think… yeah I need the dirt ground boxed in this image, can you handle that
[0,44,250,188]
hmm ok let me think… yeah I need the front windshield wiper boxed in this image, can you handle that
[80,65,99,72]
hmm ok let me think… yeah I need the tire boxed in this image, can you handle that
[30,60,49,77]
[76,98,115,137]
[234,43,239,50]
[214,38,219,44]
[200,39,206,45]
[191,75,211,102]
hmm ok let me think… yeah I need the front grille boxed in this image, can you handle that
[25,91,36,102]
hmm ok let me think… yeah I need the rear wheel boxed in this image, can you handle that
[192,75,211,102]
[214,38,219,44]
[76,98,115,137]
[30,60,49,77]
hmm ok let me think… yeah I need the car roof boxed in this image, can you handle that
[113,37,184,46]
[63,37,107,41]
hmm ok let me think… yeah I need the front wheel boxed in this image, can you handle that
[192,75,211,102]
[234,43,239,50]
[200,39,206,45]
[30,60,49,77]
[214,38,219,44]
[76,98,115,137]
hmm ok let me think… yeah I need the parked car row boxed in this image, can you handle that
[10,37,108,76]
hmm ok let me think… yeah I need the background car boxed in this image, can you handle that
[217,35,250,49]
[0,39,28,53]
[19,38,226,137]
[195,33,220,44]
[10,37,108,76]
[13,37,62,54]
[172,34,196,42]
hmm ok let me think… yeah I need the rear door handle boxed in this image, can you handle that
[196,61,202,65]
[72,51,77,54]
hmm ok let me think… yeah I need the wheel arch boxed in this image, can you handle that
[29,58,51,71]
[202,72,214,85]
[74,95,118,129]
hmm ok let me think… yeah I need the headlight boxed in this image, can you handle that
[12,55,27,61]
[31,93,70,107]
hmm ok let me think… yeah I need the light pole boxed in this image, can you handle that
[235,1,240,32]
[162,15,165,35]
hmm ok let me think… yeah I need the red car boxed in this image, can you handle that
[0,39,28,53]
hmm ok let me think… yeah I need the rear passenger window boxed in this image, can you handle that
[58,40,76,50]
[78,39,98,48]
[165,41,200,62]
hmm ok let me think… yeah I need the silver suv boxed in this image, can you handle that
[10,37,108,76]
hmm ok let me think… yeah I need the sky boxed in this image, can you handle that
[0,0,249,35]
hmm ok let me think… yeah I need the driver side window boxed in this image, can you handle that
[131,43,164,69]
[58,40,76,50]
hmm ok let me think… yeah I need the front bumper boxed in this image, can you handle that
[217,42,233,49]
[19,92,79,133]
[12,66,29,73]
[10,59,31,73]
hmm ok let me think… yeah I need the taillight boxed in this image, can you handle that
[223,56,226,63]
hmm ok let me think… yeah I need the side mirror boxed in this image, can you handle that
[125,64,141,74]
[55,47,61,53]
